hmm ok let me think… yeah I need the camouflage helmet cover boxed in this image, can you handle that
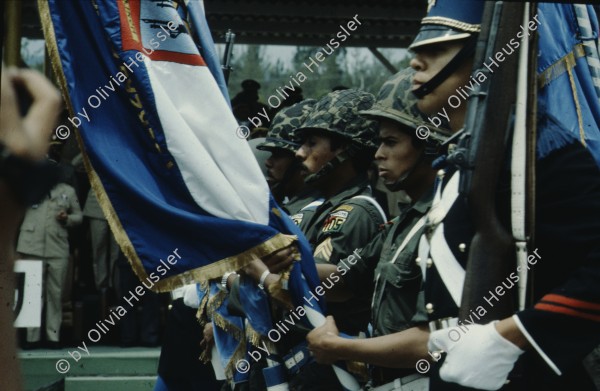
[360,67,452,145]
[296,89,379,150]
[257,99,317,152]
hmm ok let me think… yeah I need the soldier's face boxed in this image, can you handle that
[296,133,343,175]
[410,41,473,124]
[375,120,423,184]
[265,149,296,187]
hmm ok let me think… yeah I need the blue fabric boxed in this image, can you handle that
[153,375,168,391]
[211,282,249,383]
[423,0,484,27]
[185,1,230,102]
[46,0,335,385]
[238,278,273,336]
[282,341,313,374]
[262,364,288,388]
[536,4,600,167]
[45,0,323,290]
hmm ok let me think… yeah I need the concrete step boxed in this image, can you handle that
[64,376,156,391]
[20,346,159,391]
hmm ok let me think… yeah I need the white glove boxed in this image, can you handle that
[428,321,524,390]
[182,283,201,308]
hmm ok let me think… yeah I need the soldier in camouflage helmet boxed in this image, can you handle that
[258,89,383,390]
[239,89,388,390]
[257,99,316,207]
[361,67,452,192]
[294,89,380,185]
[300,69,452,390]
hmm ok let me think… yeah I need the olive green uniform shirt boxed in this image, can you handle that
[301,173,386,334]
[338,188,433,337]
[283,188,323,221]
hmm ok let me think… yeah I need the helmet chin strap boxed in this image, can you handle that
[304,151,348,185]
[412,35,478,99]
[383,151,427,193]
[271,159,303,197]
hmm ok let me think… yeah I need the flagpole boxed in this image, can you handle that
[222,29,236,85]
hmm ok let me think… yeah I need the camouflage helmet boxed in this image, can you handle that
[296,89,379,150]
[360,67,452,146]
[257,99,316,153]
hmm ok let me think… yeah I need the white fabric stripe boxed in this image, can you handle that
[430,223,465,307]
[389,215,428,264]
[303,306,360,390]
[145,59,270,224]
[512,3,530,310]
[422,171,465,306]
[419,171,460,285]
[267,384,289,391]
[588,57,600,67]
[427,172,459,227]
[511,1,529,242]
[513,314,562,375]
[418,235,430,281]
[575,5,600,100]
[516,242,528,311]
[301,200,324,211]
[351,195,387,222]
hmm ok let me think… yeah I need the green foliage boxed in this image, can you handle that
[227,44,412,106]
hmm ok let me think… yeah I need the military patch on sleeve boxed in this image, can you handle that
[291,213,304,226]
[334,204,354,212]
[321,210,349,233]
[314,237,333,262]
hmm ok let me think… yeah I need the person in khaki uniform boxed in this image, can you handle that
[83,189,118,289]
[17,181,82,347]
[304,68,451,390]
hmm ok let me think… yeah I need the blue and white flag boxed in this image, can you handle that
[39,0,320,293]
[40,1,359,388]
[536,3,600,167]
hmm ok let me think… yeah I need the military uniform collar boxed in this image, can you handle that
[323,172,370,206]
[397,185,435,216]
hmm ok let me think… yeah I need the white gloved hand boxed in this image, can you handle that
[182,283,201,308]
[428,321,524,390]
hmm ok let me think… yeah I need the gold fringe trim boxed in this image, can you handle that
[538,44,585,88]
[267,267,293,310]
[198,349,211,364]
[153,234,297,292]
[224,338,248,380]
[537,43,587,146]
[196,281,210,326]
[245,322,277,353]
[39,0,299,294]
[39,0,153,288]
[208,289,244,342]
[421,16,481,33]
[212,312,244,342]
[207,289,227,318]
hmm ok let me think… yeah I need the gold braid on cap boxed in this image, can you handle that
[421,16,481,33]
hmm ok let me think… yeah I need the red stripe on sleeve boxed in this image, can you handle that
[534,303,600,322]
[541,294,600,312]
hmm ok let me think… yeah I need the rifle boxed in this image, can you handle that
[447,2,532,322]
[222,29,235,85]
